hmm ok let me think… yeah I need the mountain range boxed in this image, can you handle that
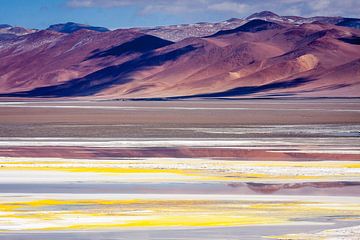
[0,11,359,99]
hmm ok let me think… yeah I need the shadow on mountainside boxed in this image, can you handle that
[208,19,284,37]
[86,35,174,60]
[173,77,314,99]
[1,45,197,97]
[338,37,360,45]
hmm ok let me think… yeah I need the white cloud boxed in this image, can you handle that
[208,2,249,14]
[311,0,331,11]
[67,0,136,8]
[141,4,189,14]
[139,0,210,14]
[278,0,360,17]
[66,0,360,18]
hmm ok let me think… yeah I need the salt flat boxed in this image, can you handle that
[0,99,359,239]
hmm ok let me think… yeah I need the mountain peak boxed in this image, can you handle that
[246,11,280,20]
[226,18,241,22]
[47,22,110,33]
[0,24,12,29]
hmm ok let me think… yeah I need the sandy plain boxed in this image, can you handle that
[0,99,359,239]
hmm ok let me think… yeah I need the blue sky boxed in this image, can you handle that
[1,0,359,30]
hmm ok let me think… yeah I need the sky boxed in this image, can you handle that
[0,0,359,30]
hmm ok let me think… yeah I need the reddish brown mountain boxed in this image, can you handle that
[0,12,359,99]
